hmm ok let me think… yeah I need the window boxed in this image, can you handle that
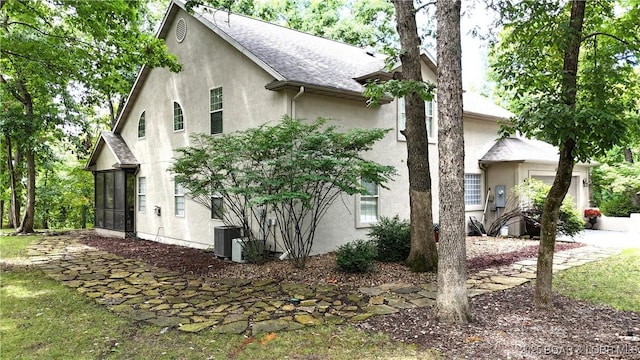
[359,180,379,224]
[138,111,146,138]
[173,102,184,131]
[174,181,185,216]
[138,177,146,212]
[464,173,482,206]
[398,98,434,139]
[211,196,224,220]
[210,87,223,134]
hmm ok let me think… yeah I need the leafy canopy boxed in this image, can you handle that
[489,0,640,162]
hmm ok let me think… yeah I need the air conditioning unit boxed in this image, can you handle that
[214,226,241,258]
[232,238,265,263]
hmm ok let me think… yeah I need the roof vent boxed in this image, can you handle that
[176,18,187,43]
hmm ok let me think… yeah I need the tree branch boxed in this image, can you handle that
[416,1,437,13]
[0,74,26,104]
[581,32,636,49]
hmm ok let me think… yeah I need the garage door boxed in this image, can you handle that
[532,175,579,207]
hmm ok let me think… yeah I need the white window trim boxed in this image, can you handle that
[173,101,185,132]
[137,177,146,213]
[174,181,185,217]
[355,180,379,228]
[397,97,435,143]
[464,173,483,211]
[209,86,223,135]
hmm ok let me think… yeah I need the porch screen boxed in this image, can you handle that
[94,170,135,232]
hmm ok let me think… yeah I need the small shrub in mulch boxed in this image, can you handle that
[335,239,377,273]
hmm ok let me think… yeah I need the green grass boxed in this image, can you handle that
[0,235,40,259]
[1,268,440,359]
[554,248,640,312]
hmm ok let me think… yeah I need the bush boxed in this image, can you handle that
[515,179,585,237]
[368,216,410,262]
[336,239,377,273]
[600,194,640,217]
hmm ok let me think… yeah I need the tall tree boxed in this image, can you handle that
[435,0,470,323]
[1,0,181,232]
[490,0,640,309]
[192,0,438,272]
[390,0,438,272]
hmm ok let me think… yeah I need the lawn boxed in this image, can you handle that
[554,247,640,312]
[0,235,440,360]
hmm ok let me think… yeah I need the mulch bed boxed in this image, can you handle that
[79,234,583,287]
[358,285,640,359]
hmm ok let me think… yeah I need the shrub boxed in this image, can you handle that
[336,239,377,273]
[600,194,640,217]
[368,216,410,262]
[515,179,585,237]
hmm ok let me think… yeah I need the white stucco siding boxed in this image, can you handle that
[93,145,118,171]
[292,93,428,254]
[117,8,289,248]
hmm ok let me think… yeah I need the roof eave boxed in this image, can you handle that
[265,80,393,104]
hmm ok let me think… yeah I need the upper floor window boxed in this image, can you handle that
[210,87,223,134]
[138,111,146,138]
[464,173,482,206]
[398,98,434,140]
[173,102,184,131]
[174,181,185,217]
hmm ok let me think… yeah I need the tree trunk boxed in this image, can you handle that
[5,134,20,230]
[392,0,438,273]
[534,0,585,310]
[0,200,4,229]
[17,149,36,233]
[434,0,471,324]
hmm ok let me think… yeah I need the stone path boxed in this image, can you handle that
[27,237,619,335]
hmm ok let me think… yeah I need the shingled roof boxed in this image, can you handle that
[186,3,387,93]
[86,132,138,170]
[479,137,561,164]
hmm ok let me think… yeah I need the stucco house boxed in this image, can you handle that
[86,0,592,253]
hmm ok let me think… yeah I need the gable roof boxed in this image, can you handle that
[480,137,561,164]
[113,0,440,133]
[463,92,513,120]
[86,132,139,170]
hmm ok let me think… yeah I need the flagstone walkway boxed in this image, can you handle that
[28,236,619,335]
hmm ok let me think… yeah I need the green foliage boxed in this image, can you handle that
[592,162,640,216]
[170,116,395,268]
[335,239,377,273]
[599,195,640,217]
[1,0,182,232]
[489,0,640,162]
[368,216,410,262]
[364,79,436,107]
[187,0,397,49]
[514,179,584,237]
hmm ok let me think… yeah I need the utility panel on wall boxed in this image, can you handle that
[495,185,506,208]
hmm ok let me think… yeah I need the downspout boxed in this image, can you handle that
[291,86,305,118]
[278,86,304,261]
